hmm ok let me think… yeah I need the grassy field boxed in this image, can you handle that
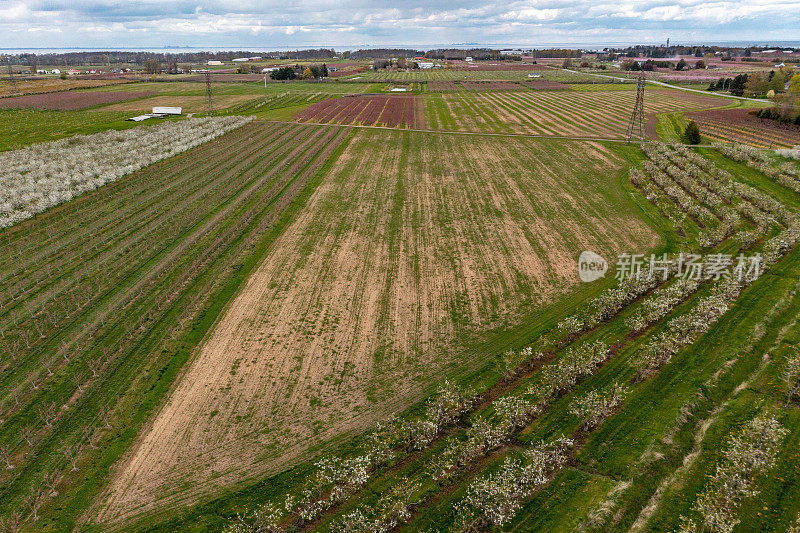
[118,136,800,533]
[424,89,728,138]
[91,129,659,528]
[0,121,351,529]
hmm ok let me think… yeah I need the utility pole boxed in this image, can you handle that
[625,70,646,143]
[7,58,18,94]
[204,70,214,116]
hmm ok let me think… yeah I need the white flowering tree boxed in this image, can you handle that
[568,383,629,432]
[679,413,787,533]
[0,116,253,228]
[456,436,573,529]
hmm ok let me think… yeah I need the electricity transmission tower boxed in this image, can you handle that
[625,70,646,143]
[204,70,214,116]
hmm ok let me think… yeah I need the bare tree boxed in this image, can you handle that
[22,425,36,446]
[73,371,85,393]
[87,357,101,377]
[0,443,14,469]
[99,406,112,429]
[0,509,22,533]
[84,425,102,449]
[62,443,80,471]
[784,351,800,406]
[42,469,63,497]
[37,402,56,427]
[26,485,46,521]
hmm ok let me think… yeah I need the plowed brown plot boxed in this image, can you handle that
[0,90,156,110]
[0,77,134,98]
[687,108,800,148]
[97,94,258,113]
[295,95,427,128]
[425,89,726,138]
[96,130,659,525]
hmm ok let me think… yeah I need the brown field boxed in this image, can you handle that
[0,77,135,98]
[0,90,157,110]
[687,107,800,148]
[95,129,659,525]
[95,94,259,113]
[295,95,427,128]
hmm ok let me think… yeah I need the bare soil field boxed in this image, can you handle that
[295,95,427,128]
[96,94,258,113]
[95,129,659,526]
[0,90,157,110]
[687,107,800,148]
[0,77,136,98]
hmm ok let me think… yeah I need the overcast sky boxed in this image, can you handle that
[1,1,799,50]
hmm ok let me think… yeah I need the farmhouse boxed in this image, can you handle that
[207,60,223,66]
[418,62,435,69]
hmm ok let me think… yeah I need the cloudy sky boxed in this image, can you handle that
[1,1,799,50]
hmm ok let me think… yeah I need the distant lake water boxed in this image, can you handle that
[3,41,800,54]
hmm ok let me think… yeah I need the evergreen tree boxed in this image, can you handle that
[684,121,701,144]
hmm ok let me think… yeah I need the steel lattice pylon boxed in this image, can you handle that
[205,70,214,116]
[625,70,646,143]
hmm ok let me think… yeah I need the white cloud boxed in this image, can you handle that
[0,1,798,48]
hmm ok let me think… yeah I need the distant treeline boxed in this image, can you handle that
[5,49,338,66]
[6,47,585,65]
[608,44,800,59]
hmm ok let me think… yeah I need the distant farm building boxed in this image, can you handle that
[51,69,61,74]
[207,60,223,66]
[261,67,279,73]
[465,56,474,62]
[152,107,182,115]
[418,62,434,69]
